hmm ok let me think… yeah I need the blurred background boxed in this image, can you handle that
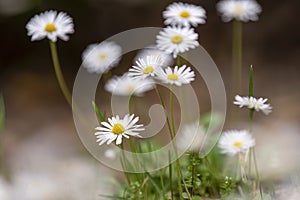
[0,0,300,199]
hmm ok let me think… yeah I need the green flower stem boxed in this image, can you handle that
[0,96,4,176]
[248,66,263,199]
[154,86,185,199]
[231,20,243,123]
[49,41,72,106]
[120,143,131,184]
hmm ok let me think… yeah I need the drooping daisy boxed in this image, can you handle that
[26,10,74,42]
[156,65,195,86]
[128,55,164,80]
[216,0,262,22]
[95,114,144,145]
[163,2,206,27]
[218,130,255,156]
[234,95,272,115]
[105,74,155,96]
[134,46,174,67]
[82,41,122,74]
[156,26,199,58]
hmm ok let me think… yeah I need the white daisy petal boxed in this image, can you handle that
[26,10,74,42]
[233,95,272,115]
[95,114,144,146]
[128,55,165,80]
[163,2,206,27]
[218,130,255,156]
[82,41,122,74]
[156,26,199,58]
[216,0,262,22]
[156,65,195,86]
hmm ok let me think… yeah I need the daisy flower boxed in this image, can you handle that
[134,46,174,66]
[105,74,155,96]
[26,10,74,42]
[128,55,164,80]
[156,26,199,58]
[156,65,195,86]
[216,0,262,22]
[234,95,272,115]
[218,130,255,156]
[95,114,144,145]
[163,2,206,27]
[82,41,122,74]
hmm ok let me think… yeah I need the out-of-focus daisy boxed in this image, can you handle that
[95,114,144,145]
[134,46,174,66]
[82,41,122,74]
[234,95,272,115]
[216,0,262,22]
[105,74,155,96]
[156,65,195,86]
[177,121,205,152]
[218,130,255,156]
[156,26,199,58]
[104,149,116,159]
[163,2,206,27]
[128,55,164,80]
[26,10,74,42]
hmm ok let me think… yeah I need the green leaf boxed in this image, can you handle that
[249,65,254,97]
[144,171,164,198]
[92,101,105,122]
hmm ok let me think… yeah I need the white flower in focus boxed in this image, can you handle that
[216,0,262,22]
[218,130,255,156]
[128,55,164,80]
[177,121,205,152]
[234,95,272,115]
[134,46,174,66]
[26,10,74,42]
[105,74,155,96]
[95,114,144,145]
[156,26,199,58]
[82,41,122,74]
[163,2,206,27]
[156,65,195,86]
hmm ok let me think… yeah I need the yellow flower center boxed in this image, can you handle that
[143,66,154,74]
[233,141,243,148]
[233,5,244,15]
[112,123,125,135]
[98,53,107,60]
[171,35,183,44]
[167,73,178,81]
[180,11,190,18]
[45,23,57,32]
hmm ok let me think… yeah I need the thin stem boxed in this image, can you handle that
[248,66,263,199]
[120,143,131,184]
[0,96,4,176]
[154,86,172,133]
[231,20,243,123]
[232,20,243,95]
[169,87,176,138]
[253,147,263,199]
[49,41,72,106]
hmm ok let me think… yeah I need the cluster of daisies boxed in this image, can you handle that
[25,0,265,150]
[218,95,271,156]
